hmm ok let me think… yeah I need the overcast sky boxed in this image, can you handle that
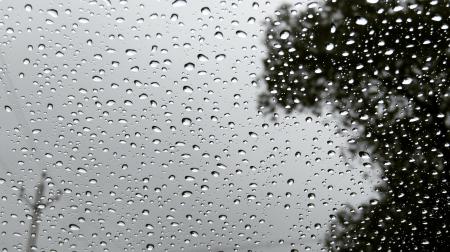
[0,0,378,251]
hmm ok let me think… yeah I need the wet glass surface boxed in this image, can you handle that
[0,0,448,251]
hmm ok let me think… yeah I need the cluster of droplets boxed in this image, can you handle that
[0,1,380,252]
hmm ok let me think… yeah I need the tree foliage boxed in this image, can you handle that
[260,0,449,250]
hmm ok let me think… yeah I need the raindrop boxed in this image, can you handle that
[356,17,368,25]
[184,63,195,71]
[92,76,103,82]
[78,17,90,24]
[182,191,192,197]
[201,7,210,15]
[326,43,334,51]
[125,49,137,56]
[217,163,227,169]
[249,132,258,138]
[402,78,413,85]
[214,31,224,39]
[236,30,247,38]
[215,54,226,61]
[24,4,32,12]
[280,30,290,40]
[182,118,192,126]
[359,151,371,159]
[172,0,187,7]
[197,54,209,62]
[183,86,193,93]
[149,60,159,67]
[69,224,80,231]
[47,9,58,18]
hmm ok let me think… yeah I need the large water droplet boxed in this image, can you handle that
[47,9,58,18]
[172,0,187,7]
[69,224,80,231]
[236,30,247,38]
[182,191,192,197]
[356,17,368,25]
[280,30,290,39]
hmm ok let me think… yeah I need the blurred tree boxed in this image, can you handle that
[260,0,449,251]
[19,172,61,252]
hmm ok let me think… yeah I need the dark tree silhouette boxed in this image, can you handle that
[260,0,449,251]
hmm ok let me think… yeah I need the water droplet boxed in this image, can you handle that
[149,60,159,67]
[172,0,187,7]
[78,17,90,24]
[215,54,226,61]
[182,191,192,197]
[249,132,258,138]
[182,118,192,126]
[24,4,32,12]
[359,151,371,159]
[236,30,247,38]
[326,43,334,51]
[280,30,290,40]
[69,224,80,231]
[47,9,58,18]
[214,31,224,39]
[197,54,209,62]
[92,76,103,82]
[217,163,227,169]
[183,86,193,93]
[356,17,368,25]
[201,7,210,15]
[184,63,195,71]
[402,78,413,85]
[125,49,137,56]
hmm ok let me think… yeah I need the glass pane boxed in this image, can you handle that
[0,0,448,251]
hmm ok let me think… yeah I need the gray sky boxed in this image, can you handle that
[0,0,379,251]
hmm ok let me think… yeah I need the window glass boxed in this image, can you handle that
[0,0,448,251]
